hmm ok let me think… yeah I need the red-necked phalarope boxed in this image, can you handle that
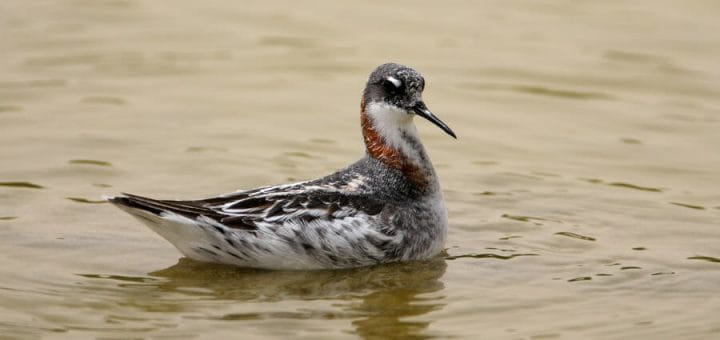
[108,63,456,270]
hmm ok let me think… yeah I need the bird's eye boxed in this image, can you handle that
[383,76,403,92]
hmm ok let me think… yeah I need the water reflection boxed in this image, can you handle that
[77,258,447,338]
[158,258,446,338]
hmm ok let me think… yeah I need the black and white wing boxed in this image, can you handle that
[108,183,385,231]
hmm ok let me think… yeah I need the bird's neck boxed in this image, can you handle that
[360,101,436,189]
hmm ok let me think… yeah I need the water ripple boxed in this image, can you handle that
[670,202,705,210]
[69,159,113,167]
[445,253,538,261]
[66,197,108,204]
[554,232,596,242]
[608,182,663,192]
[687,256,720,264]
[0,181,44,189]
[461,82,613,100]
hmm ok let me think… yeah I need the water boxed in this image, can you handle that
[1,1,719,338]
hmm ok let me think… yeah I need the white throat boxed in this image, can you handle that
[365,101,424,162]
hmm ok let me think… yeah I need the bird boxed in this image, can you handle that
[107,63,456,270]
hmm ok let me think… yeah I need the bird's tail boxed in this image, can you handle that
[106,193,215,258]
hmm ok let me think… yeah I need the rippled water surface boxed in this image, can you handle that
[1,1,720,339]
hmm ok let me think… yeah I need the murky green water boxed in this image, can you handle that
[1,1,719,339]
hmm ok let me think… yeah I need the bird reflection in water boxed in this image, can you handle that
[150,257,447,338]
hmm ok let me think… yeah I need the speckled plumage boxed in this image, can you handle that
[108,63,456,270]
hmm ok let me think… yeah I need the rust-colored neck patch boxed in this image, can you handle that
[360,101,429,188]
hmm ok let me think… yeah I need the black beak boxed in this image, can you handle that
[411,101,457,139]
